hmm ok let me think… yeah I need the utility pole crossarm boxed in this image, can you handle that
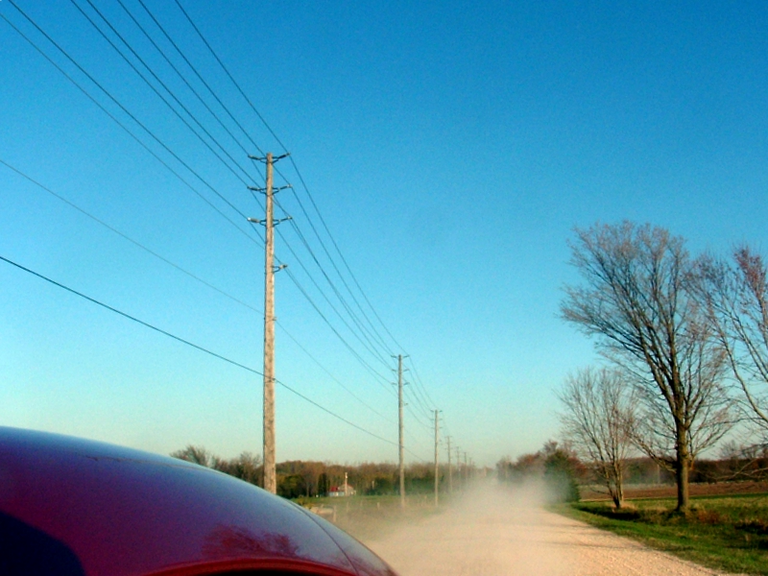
[248,152,291,162]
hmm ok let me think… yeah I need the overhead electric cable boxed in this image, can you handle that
[404,402,432,431]
[5,1,255,232]
[136,0,266,158]
[0,254,396,447]
[172,0,400,358]
[116,0,254,160]
[174,0,279,151]
[258,218,394,374]
[405,356,439,412]
[278,185,394,355]
[404,388,435,424]
[287,157,405,351]
[9,4,396,410]
[276,325,394,424]
[406,375,435,419]
[283,267,394,392]
[273,196,392,367]
[0,9,260,246]
[0,157,392,424]
[72,0,259,188]
[6,2,438,448]
[0,157,259,308]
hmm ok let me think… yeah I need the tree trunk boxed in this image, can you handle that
[610,487,623,509]
[675,434,691,511]
[615,480,624,509]
[608,466,624,509]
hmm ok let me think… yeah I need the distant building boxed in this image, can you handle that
[328,484,356,497]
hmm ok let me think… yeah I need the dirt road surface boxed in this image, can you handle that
[364,483,740,576]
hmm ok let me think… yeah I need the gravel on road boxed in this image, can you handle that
[364,484,743,576]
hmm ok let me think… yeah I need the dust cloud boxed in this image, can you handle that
[363,479,731,576]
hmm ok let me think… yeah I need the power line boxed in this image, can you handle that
[276,324,394,424]
[404,378,435,417]
[0,253,397,447]
[72,0,259,188]
[4,1,257,236]
[0,156,393,425]
[0,157,258,309]
[278,184,395,356]
[4,0,396,418]
[283,267,393,391]
[109,1,396,379]
[405,355,439,412]
[404,396,434,429]
[6,2,410,379]
[171,0,402,363]
[99,0,397,374]
[286,158,403,351]
[5,3,443,458]
[273,196,392,368]
[118,0,255,160]
[274,228,391,373]
[0,8,260,247]
[79,0,400,391]
[173,0,275,153]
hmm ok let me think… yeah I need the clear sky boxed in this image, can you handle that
[2,1,767,467]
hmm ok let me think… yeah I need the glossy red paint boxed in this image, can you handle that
[0,427,398,576]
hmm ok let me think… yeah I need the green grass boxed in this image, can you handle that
[555,494,768,575]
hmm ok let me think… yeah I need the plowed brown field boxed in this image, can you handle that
[580,481,768,501]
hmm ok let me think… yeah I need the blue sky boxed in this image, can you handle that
[2,1,768,467]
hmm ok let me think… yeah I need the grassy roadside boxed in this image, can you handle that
[554,494,768,575]
[295,494,445,541]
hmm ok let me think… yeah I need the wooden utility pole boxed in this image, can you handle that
[455,446,461,491]
[247,151,290,495]
[398,354,405,509]
[262,152,276,494]
[434,409,440,507]
[446,435,452,494]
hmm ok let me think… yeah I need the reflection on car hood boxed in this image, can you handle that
[0,426,397,576]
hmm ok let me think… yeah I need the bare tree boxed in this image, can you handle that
[171,445,213,467]
[628,318,731,484]
[561,221,732,511]
[692,247,768,435]
[215,452,263,486]
[170,447,262,486]
[558,367,635,508]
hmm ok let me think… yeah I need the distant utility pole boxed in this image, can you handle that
[344,472,349,496]
[464,451,468,484]
[446,436,453,494]
[247,151,290,495]
[455,445,461,492]
[397,354,405,509]
[434,409,440,507]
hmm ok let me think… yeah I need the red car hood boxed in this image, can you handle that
[0,427,397,576]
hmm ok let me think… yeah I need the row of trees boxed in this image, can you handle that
[496,440,582,502]
[171,445,479,499]
[495,440,768,506]
[559,221,768,511]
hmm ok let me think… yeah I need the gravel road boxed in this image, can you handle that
[364,483,741,576]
